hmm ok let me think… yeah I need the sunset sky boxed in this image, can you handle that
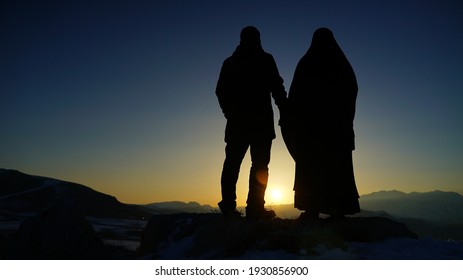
[2,0,462,207]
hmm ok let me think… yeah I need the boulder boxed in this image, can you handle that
[3,201,107,259]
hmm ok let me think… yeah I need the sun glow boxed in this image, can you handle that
[268,187,284,204]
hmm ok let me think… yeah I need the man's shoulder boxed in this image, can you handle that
[263,52,275,61]
[221,51,275,67]
[262,51,274,58]
[226,52,274,61]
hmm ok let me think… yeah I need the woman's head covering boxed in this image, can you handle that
[308,27,344,61]
[311,27,335,47]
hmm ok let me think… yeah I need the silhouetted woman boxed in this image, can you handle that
[284,27,360,219]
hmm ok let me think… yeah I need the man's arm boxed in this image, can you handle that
[268,55,288,109]
[215,60,232,118]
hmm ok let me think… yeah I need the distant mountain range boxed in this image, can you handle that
[359,190,463,225]
[2,168,463,228]
[0,168,217,219]
[144,201,215,214]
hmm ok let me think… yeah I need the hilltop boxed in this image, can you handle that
[0,168,150,219]
[2,168,463,259]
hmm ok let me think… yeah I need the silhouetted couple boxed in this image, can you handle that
[215,26,360,220]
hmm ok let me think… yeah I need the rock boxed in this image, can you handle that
[139,213,418,259]
[3,201,108,259]
[138,213,224,258]
[312,216,419,242]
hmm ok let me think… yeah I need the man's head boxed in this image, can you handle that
[240,26,261,49]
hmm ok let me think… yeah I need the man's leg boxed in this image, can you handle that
[246,139,275,219]
[219,140,249,212]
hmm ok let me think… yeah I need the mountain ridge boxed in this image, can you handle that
[144,201,215,214]
[0,168,150,219]
[2,168,463,248]
[2,168,463,225]
[359,189,463,225]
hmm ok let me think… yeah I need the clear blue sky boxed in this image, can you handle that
[1,0,462,206]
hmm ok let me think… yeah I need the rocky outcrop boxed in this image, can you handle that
[139,213,418,259]
[3,201,108,259]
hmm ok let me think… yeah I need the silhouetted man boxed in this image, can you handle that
[215,26,287,220]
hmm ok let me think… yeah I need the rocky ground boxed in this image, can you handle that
[138,213,421,259]
[2,205,463,260]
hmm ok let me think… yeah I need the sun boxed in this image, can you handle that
[268,187,283,204]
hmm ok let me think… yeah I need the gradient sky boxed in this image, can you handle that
[2,0,462,207]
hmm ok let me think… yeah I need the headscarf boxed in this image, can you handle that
[305,27,353,75]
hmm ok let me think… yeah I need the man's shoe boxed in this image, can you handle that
[298,211,319,220]
[246,208,276,221]
[221,208,243,220]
